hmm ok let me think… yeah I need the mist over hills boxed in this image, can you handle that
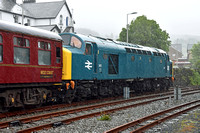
[170,34,200,57]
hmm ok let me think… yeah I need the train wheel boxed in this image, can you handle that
[0,98,6,112]
[66,89,76,104]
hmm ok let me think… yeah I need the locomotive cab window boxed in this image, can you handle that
[13,37,30,64]
[0,34,2,62]
[56,47,61,63]
[61,34,82,49]
[70,36,82,49]
[38,41,51,65]
[85,43,92,55]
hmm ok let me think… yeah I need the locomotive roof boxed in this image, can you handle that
[75,33,167,54]
[0,20,62,41]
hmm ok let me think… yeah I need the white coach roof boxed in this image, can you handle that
[0,20,62,41]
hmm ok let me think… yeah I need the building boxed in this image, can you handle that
[168,46,183,61]
[0,0,74,33]
[187,44,195,61]
[171,44,182,54]
[173,58,191,68]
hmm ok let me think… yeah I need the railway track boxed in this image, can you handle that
[0,96,121,119]
[0,87,197,120]
[105,100,200,133]
[0,89,198,133]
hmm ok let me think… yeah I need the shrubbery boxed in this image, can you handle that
[174,68,200,87]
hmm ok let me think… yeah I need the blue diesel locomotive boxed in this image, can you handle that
[60,33,172,102]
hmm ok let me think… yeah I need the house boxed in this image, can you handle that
[0,0,74,33]
[171,44,182,53]
[187,44,195,61]
[168,46,183,61]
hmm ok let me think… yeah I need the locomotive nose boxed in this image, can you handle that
[62,47,72,80]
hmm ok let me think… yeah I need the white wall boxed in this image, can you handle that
[1,11,35,26]
[55,4,73,32]
[0,2,73,33]
[0,12,2,20]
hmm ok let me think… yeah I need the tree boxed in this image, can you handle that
[190,42,200,70]
[118,15,171,52]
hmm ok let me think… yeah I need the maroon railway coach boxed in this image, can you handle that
[0,20,63,110]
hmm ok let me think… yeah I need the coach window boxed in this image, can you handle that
[56,47,61,63]
[0,34,2,62]
[13,37,30,64]
[38,41,51,65]
[85,43,91,55]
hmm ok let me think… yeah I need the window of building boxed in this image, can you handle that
[60,15,63,25]
[108,54,119,74]
[0,34,2,62]
[13,37,30,64]
[56,47,61,63]
[38,41,51,65]
[14,15,18,23]
[27,19,30,26]
[85,43,92,55]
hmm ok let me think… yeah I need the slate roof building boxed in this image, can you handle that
[168,46,183,61]
[0,0,74,33]
[187,44,195,60]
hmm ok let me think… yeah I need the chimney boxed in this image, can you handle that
[23,0,36,3]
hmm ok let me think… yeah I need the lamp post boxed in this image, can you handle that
[127,12,137,43]
[21,0,24,25]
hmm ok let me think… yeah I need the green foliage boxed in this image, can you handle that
[190,42,200,70]
[118,15,171,52]
[189,70,200,85]
[97,113,111,121]
[174,68,193,86]
[174,68,200,86]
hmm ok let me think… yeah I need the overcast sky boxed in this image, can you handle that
[18,0,200,38]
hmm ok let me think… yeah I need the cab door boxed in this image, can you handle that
[84,43,94,79]
[92,43,98,74]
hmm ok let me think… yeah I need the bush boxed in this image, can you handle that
[97,113,111,121]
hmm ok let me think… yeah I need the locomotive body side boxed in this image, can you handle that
[60,33,172,100]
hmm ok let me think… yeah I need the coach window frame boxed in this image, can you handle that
[0,34,3,62]
[13,36,30,64]
[56,46,61,64]
[38,40,51,65]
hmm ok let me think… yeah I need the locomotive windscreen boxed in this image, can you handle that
[61,34,82,49]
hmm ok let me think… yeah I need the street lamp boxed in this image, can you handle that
[22,0,24,25]
[127,12,137,43]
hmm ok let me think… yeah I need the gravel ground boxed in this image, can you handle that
[0,92,200,133]
[40,92,200,133]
